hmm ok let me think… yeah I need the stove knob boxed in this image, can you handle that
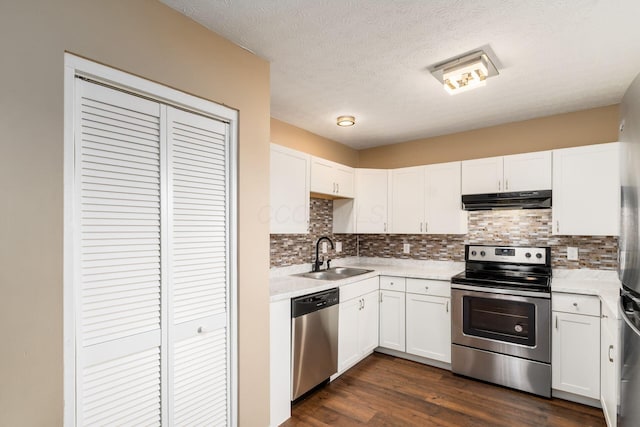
[471,250,477,256]
[536,253,543,259]
[525,252,531,258]
[480,251,486,257]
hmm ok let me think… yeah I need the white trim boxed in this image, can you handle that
[64,54,238,124]
[63,53,239,426]
[227,119,239,427]
[62,61,77,427]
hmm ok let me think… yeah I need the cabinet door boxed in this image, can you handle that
[310,156,336,195]
[503,151,552,192]
[391,166,425,233]
[379,290,405,352]
[552,311,600,399]
[269,300,291,426]
[424,162,467,234]
[335,164,355,198]
[270,144,310,234]
[356,169,389,233]
[461,156,504,195]
[406,293,451,363]
[601,307,619,427]
[552,142,620,236]
[338,298,361,373]
[359,291,380,355]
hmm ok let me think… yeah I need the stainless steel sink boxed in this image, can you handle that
[295,267,373,281]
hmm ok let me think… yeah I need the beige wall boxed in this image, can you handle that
[358,105,620,168]
[0,1,270,425]
[271,118,359,167]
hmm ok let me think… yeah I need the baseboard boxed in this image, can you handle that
[374,347,452,371]
[552,389,602,408]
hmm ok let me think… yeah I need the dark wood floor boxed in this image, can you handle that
[283,353,606,427]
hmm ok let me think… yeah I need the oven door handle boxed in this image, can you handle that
[451,283,550,299]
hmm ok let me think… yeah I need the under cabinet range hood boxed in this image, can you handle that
[462,190,552,211]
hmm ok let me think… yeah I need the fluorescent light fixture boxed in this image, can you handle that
[336,115,355,127]
[432,51,498,95]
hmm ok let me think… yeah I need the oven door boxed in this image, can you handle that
[451,286,551,363]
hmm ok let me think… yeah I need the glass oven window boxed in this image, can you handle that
[463,296,536,346]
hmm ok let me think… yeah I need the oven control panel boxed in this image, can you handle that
[467,245,549,264]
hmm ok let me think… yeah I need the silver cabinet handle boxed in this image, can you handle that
[573,302,578,307]
[384,222,387,232]
[555,315,558,329]
[498,180,501,191]
[197,326,204,334]
[362,298,365,310]
[445,300,449,313]
[556,221,560,233]
[505,179,509,190]
[333,182,337,193]
[380,293,383,303]
[337,183,339,194]
[425,286,429,292]
[420,222,422,232]
[602,313,608,318]
[609,345,614,363]
[425,222,428,233]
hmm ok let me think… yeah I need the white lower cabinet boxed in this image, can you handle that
[405,292,451,363]
[601,302,619,427]
[337,278,380,374]
[552,293,601,400]
[379,290,406,351]
[269,299,291,427]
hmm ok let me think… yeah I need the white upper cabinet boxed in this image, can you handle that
[389,162,466,235]
[311,156,354,198]
[503,151,552,192]
[424,162,467,234]
[461,156,504,194]
[355,169,390,233]
[270,144,310,234]
[461,151,552,195]
[552,142,620,236]
[391,166,425,234]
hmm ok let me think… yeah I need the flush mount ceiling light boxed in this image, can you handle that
[336,115,355,127]
[431,51,499,95]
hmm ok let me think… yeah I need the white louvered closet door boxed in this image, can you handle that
[75,79,164,426]
[73,79,232,426]
[167,107,230,425]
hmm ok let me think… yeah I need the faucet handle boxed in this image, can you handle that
[326,259,331,270]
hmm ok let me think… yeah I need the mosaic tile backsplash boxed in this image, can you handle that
[271,203,618,270]
[270,198,357,267]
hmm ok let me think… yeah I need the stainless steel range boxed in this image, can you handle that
[450,244,552,397]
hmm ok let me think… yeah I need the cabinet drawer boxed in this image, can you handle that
[552,293,600,316]
[380,276,406,292]
[340,276,379,302]
[406,278,450,297]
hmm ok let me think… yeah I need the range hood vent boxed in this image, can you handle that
[462,190,552,211]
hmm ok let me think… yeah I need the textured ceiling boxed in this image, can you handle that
[161,0,640,149]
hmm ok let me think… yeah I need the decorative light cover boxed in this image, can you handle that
[336,115,355,127]
[432,51,498,95]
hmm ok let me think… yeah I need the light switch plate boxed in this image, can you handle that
[335,242,342,253]
[322,242,328,253]
[403,243,410,254]
[567,247,579,261]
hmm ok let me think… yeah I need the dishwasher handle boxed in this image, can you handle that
[292,288,340,318]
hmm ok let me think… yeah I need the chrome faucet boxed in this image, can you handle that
[313,236,334,272]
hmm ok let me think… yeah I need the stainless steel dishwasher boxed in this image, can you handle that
[291,287,339,401]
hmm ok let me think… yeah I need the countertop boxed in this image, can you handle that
[552,269,620,318]
[271,258,622,318]
[269,257,464,302]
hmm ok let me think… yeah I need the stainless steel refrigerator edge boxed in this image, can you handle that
[618,70,640,427]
